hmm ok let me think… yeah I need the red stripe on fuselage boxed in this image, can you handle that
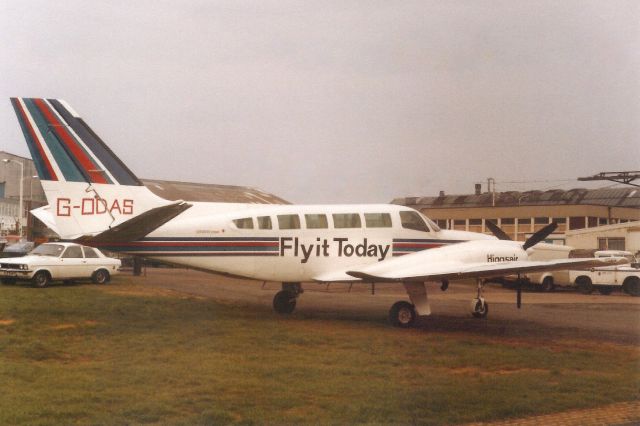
[93,241,279,247]
[13,100,58,181]
[33,99,107,184]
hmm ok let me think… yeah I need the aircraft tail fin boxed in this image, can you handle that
[10,97,172,239]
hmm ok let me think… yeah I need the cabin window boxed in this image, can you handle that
[62,246,83,258]
[257,216,272,230]
[333,213,362,228]
[305,214,328,229]
[83,246,99,258]
[233,217,254,229]
[400,211,429,232]
[278,214,301,230]
[364,213,392,228]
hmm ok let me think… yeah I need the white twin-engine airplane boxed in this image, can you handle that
[10,97,623,327]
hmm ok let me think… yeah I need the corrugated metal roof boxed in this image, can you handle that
[142,179,289,204]
[391,188,640,209]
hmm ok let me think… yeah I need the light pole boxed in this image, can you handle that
[2,159,24,237]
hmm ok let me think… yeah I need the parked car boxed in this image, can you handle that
[0,242,121,287]
[527,250,639,296]
[1,241,35,258]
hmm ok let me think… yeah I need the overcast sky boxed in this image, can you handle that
[1,0,638,203]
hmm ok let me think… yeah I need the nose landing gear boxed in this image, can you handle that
[470,279,489,318]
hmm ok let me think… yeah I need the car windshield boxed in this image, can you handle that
[30,244,65,257]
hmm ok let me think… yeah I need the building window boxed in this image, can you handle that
[333,213,361,229]
[588,217,598,227]
[436,219,448,229]
[469,218,482,226]
[277,214,300,230]
[305,214,328,229]
[534,217,549,224]
[598,218,608,226]
[501,218,515,225]
[598,237,625,251]
[553,217,567,224]
[453,219,465,226]
[364,213,392,228]
[257,216,272,230]
[569,217,585,230]
[518,218,531,225]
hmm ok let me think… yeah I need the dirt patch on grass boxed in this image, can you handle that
[50,323,77,330]
[0,319,15,325]
[446,367,549,377]
[101,285,204,300]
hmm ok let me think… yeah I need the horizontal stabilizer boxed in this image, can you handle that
[76,201,192,244]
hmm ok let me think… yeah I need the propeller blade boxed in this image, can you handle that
[522,222,558,250]
[485,220,512,240]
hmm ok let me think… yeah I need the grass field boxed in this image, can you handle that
[0,277,638,425]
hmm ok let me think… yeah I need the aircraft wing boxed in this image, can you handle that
[346,256,627,283]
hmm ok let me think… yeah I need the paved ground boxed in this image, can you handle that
[465,401,640,426]
[130,268,640,345]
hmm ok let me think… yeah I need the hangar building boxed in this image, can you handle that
[392,187,640,244]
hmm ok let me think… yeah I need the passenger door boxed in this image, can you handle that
[59,245,86,278]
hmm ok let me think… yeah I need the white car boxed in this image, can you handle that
[0,242,121,287]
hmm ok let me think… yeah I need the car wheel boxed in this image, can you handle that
[623,277,640,297]
[576,276,593,295]
[541,276,555,292]
[92,269,110,285]
[31,271,50,288]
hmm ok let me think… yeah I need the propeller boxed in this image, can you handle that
[485,220,511,240]
[522,222,558,250]
[485,221,558,309]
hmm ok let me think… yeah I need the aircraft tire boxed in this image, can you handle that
[471,298,488,318]
[389,301,416,328]
[273,290,297,314]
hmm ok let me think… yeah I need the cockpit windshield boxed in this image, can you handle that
[421,213,441,232]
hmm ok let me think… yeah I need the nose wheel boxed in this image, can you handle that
[470,279,489,318]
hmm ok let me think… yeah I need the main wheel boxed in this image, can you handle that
[471,298,489,318]
[389,301,416,328]
[31,271,50,288]
[576,276,593,295]
[597,286,613,295]
[273,290,296,314]
[623,277,640,297]
[541,276,555,292]
[92,269,110,285]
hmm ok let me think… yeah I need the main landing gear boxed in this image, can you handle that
[273,282,303,314]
